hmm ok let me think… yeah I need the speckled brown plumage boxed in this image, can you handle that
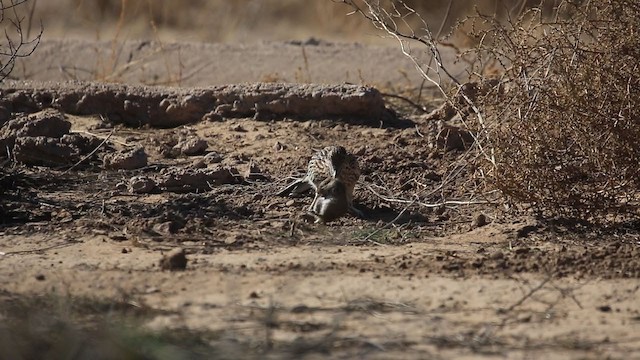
[277,145,362,222]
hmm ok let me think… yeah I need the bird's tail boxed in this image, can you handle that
[276,178,313,196]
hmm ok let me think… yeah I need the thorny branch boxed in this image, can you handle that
[336,0,499,224]
[0,0,42,81]
[337,0,495,165]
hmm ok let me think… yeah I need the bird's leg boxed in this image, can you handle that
[309,192,320,212]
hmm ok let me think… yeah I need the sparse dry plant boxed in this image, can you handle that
[340,0,639,223]
[0,0,41,81]
[466,0,640,220]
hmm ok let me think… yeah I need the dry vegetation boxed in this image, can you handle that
[467,0,640,221]
[35,0,545,43]
[0,0,41,81]
[341,0,639,224]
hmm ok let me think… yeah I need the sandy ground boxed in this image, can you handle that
[1,40,640,359]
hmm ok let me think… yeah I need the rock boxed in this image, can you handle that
[175,136,207,156]
[103,147,148,170]
[11,109,70,138]
[156,166,241,192]
[203,151,223,164]
[243,162,268,181]
[273,141,286,151]
[159,247,187,271]
[191,158,206,168]
[152,221,183,235]
[129,175,156,193]
[436,125,475,151]
[471,213,488,228]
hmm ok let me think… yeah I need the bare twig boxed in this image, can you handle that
[62,122,115,175]
[0,0,42,81]
[497,274,554,314]
[380,92,428,113]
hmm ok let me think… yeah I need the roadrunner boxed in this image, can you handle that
[277,145,363,222]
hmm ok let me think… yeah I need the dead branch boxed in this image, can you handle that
[0,0,42,81]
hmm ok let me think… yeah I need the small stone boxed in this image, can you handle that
[35,274,45,281]
[122,248,129,254]
[129,176,156,194]
[175,137,207,156]
[191,159,206,168]
[243,162,268,181]
[230,124,246,132]
[203,111,223,122]
[152,221,182,235]
[115,181,128,191]
[159,248,187,271]
[273,141,286,151]
[598,305,612,313]
[471,213,488,228]
[103,147,148,170]
[203,151,223,164]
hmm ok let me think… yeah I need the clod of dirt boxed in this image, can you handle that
[175,136,207,156]
[103,147,148,170]
[2,109,70,138]
[159,247,187,271]
[128,175,156,193]
[273,141,286,151]
[471,213,488,229]
[436,125,474,151]
[203,151,223,164]
[152,221,183,235]
[598,305,612,312]
[156,166,241,192]
[243,162,268,181]
[190,159,206,169]
[13,136,76,166]
[0,109,72,157]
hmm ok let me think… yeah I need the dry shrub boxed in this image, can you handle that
[466,0,640,220]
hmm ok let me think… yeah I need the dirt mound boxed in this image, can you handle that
[0,109,102,166]
[0,81,388,127]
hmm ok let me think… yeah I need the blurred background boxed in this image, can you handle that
[32,0,554,43]
[3,0,560,86]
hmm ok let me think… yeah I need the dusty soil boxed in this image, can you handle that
[1,41,640,359]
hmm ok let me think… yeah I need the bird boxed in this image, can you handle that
[277,145,363,222]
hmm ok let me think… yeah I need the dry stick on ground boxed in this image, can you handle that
[356,202,413,246]
[380,92,428,113]
[0,238,81,256]
[62,120,115,175]
[497,274,555,315]
[364,182,493,209]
